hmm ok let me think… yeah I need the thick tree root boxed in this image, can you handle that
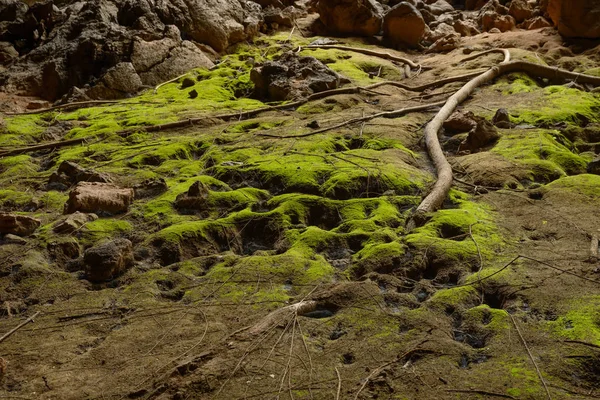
[412,56,600,224]
[300,44,421,69]
[248,300,317,336]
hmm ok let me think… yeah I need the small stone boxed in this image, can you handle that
[464,117,500,151]
[83,238,134,282]
[48,160,112,191]
[306,120,320,129]
[443,110,477,134]
[64,182,134,215]
[0,213,41,237]
[189,89,198,99]
[492,108,511,129]
[587,157,600,175]
[53,212,98,234]
[2,234,27,245]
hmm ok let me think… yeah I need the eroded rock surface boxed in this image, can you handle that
[64,182,134,215]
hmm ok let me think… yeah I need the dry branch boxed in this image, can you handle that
[0,311,41,344]
[413,56,600,221]
[301,44,420,69]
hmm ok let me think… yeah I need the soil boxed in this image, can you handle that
[1,17,600,400]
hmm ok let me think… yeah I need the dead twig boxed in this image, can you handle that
[508,313,552,400]
[445,389,516,399]
[335,367,342,400]
[0,311,41,344]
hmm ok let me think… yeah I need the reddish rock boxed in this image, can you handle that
[454,19,480,36]
[383,2,426,48]
[317,0,383,37]
[508,0,533,23]
[83,239,134,282]
[64,182,134,215]
[524,16,552,30]
[547,0,600,38]
[481,11,516,32]
[443,110,477,134]
[464,117,500,151]
[0,213,41,237]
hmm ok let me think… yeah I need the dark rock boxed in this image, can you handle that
[189,89,198,99]
[383,2,426,48]
[251,52,341,101]
[1,234,27,245]
[83,238,134,282]
[588,157,600,175]
[443,110,477,134]
[464,117,500,151]
[0,41,19,64]
[0,213,41,237]
[133,178,168,199]
[48,161,112,191]
[316,0,383,37]
[64,182,134,215]
[492,108,511,129]
[53,211,99,234]
[174,181,210,211]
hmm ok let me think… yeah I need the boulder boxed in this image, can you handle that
[508,0,533,23]
[547,0,600,39]
[53,212,99,234]
[524,16,552,30]
[443,110,477,134]
[0,213,41,237]
[101,62,143,94]
[133,178,168,199]
[316,0,383,36]
[588,157,600,175]
[454,19,480,36]
[464,117,500,151]
[481,11,516,32]
[83,238,134,282]
[250,52,342,101]
[48,161,112,191]
[64,182,134,215]
[383,2,426,48]
[492,108,511,129]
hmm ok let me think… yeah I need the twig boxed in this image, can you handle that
[335,367,342,400]
[0,311,41,344]
[154,72,192,93]
[508,313,552,400]
[591,234,599,260]
[445,389,516,399]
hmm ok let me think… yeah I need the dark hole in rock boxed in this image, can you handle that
[236,217,284,255]
[305,203,343,231]
[453,329,488,349]
[329,322,347,340]
[415,289,430,302]
[303,309,335,319]
[156,279,175,291]
[342,352,355,364]
[438,223,467,240]
[160,290,185,302]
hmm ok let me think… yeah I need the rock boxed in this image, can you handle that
[524,16,552,30]
[189,89,198,99]
[588,157,600,175]
[508,0,533,23]
[425,0,454,15]
[180,77,195,89]
[133,178,168,199]
[316,0,383,36]
[492,108,511,129]
[101,62,143,94]
[383,2,426,48]
[48,161,112,191]
[464,117,500,151]
[465,0,490,10]
[427,35,461,53]
[64,182,134,215]
[48,237,81,263]
[53,212,99,234]
[454,19,481,36]
[263,6,296,28]
[83,238,134,282]
[1,234,27,245]
[0,213,41,237]
[0,41,19,64]
[174,181,210,211]
[426,22,457,43]
[250,52,341,101]
[481,11,516,32]
[547,0,600,39]
[443,110,477,134]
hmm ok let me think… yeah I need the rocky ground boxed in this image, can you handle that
[1,0,600,399]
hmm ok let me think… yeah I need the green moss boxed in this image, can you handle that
[547,296,600,345]
[81,219,133,247]
[428,286,479,309]
[493,72,539,95]
[0,189,35,210]
[492,130,587,182]
[584,67,600,77]
[1,114,46,146]
[546,174,600,198]
[464,304,509,331]
[510,86,600,126]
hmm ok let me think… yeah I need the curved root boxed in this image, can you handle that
[248,300,318,336]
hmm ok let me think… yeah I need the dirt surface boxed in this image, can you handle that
[1,22,600,400]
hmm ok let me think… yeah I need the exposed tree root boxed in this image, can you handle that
[413,55,600,224]
[248,300,317,336]
[299,44,421,69]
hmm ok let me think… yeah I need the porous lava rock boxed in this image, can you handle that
[316,0,383,36]
[250,51,342,101]
[83,238,134,282]
[64,182,134,215]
